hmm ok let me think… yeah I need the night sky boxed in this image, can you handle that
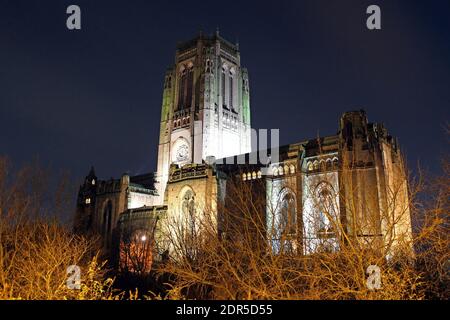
[1,0,449,184]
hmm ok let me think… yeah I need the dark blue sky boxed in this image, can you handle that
[1,0,449,183]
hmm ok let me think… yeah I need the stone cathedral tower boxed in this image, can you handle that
[154,31,251,204]
[74,33,412,270]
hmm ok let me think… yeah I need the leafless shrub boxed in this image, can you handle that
[0,156,119,300]
[156,149,448,300]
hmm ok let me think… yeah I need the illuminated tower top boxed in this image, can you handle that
[154,31,252,204]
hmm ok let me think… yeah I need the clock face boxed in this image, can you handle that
[176,144,189,162]
[172,138,190,164]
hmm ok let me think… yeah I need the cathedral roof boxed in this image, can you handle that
[129,172,156,190]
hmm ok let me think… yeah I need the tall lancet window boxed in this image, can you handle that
[313,181,339,253]
[221,69,226,108]
[280,192,296,236]
[182,189,196,227]
[181,189,197,259]
[186,67,193,108]
[178,66,194,110]
[229,74,233,110]
[317,188,337,239]
[178,69,187,109]
[270,189,297,254]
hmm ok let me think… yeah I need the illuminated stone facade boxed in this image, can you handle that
[74,33,413,267]
[154,31,251,206]
[221,112,413,257]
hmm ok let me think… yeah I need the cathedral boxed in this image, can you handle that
[74,32,413,268]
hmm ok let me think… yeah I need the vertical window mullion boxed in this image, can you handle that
[187,69,193,108]
[183,72,187,108]
[229,75,233,109]
[178,72,185,109]
[221,70,226,107]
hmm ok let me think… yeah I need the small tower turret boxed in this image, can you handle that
[74,166,98,233]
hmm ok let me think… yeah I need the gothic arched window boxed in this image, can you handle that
[319,159,325,171]
[272,167,278,176]
[280,192,297,236]
[243,76,249,93]
[229,73,233,109]
[221,68,226,108]
[289,165,295,174]
[333,158,339,169]
[164,75,172,89]
[186,67,193,108]
[178,66,194,109]
[315,183,337,238]
[326,159,332,171]
[205,59,213,74]
[313,161,319,171]
[178,69,186,109]
[181,189,196,235]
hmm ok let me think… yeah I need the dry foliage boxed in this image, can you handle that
[0,156,120,300]
[0,145,448,300]
[156,151,449,300]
